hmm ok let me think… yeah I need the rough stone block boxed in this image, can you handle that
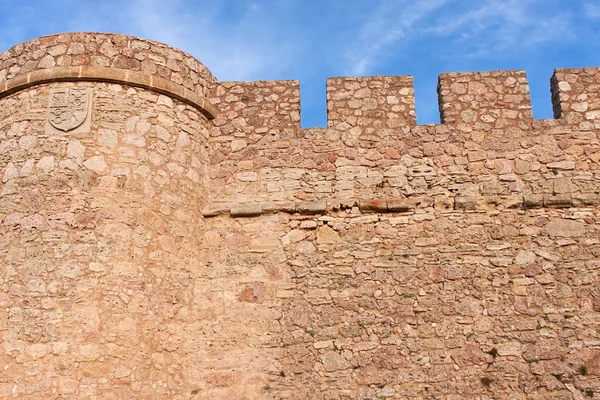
[543,194,572,208]
[438,70,533,131]
[454,196,477,210]
[296,200,327,214]
[231,204,263,217]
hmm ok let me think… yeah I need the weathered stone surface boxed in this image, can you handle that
[321,351,351,372]
[497,341,523,357]
[37,156,54,172]
[512,296,542,316]
[230,203,262,217]
[1,33,600,400]
[547,161,575,170]
[545,219,584,237]
[523,340,566,361]
[2,162,18,182]
[455,196,477,210]
[83,155,107,174]
[316,225,339,244]
[67,140,86,158]
[451,341,488,366]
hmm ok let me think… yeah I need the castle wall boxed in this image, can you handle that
[203,67,600,399]
[1,32,600,399]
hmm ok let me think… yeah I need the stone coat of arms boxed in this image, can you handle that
[48,88,90,132]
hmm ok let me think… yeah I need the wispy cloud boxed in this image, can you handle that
[341,0,576,74]
[118,0,302,81]
[343,0,448,75]
[0,0,303,82]
[584,2,600,18]
[429,0,573,57]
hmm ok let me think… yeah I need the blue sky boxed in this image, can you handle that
[0,0,599,127]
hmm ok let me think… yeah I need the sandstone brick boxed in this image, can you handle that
[454,196,477,210]
[83,155,107,174]
[58,377,78,395]
[282,229,306,246]
[36,156,55,172]
[2,162,18,182]
[497,341,522,357]
[452,341,487,366]
[321,351,350,372]
[512,296,542,316]
[545,219,584,237]
[19,135,37,150]
[547,160,575,170]
[38,54,55,69]
[316,225,339,244]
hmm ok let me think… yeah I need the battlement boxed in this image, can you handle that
[438,70,532,130]
[205,65,600,222]
[552,67,600,126]
[326,75,416,133]
[209,67,600,137]
[2,35,599,131]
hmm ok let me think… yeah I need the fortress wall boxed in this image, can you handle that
[211,80,301,134]
[194,215,293,398]
[2,32,600,399]
[266,207,600,399]
[206,80,302,208]
[203,120,600,218]
[203,70,600,216]
[196,68,600,398]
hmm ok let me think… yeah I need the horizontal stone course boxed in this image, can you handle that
[202,192,600,217]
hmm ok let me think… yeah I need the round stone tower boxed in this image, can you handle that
[0,33,217,398]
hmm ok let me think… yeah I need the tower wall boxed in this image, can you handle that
[0,33,218,398]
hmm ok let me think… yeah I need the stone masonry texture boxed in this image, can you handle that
[1,32,600,399]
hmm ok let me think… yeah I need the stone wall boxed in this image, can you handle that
[202,67,600,400]
[1,32,600,399]
[0,32,215,98]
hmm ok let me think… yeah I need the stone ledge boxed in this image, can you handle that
[0,66,218,120]
[202,193,600,218]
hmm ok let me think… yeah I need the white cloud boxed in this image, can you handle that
[585,2,600,19]
[341,0,575,73]
[343,0,448,75]
[430,0,573,55]
[118,0,301,81]
[0,0,302,82]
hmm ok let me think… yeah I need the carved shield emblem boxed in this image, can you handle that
[48,88,90,132]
